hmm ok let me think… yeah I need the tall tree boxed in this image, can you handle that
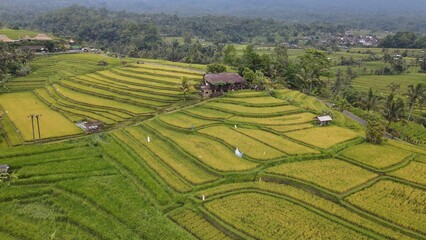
[361,88,380,113]
[295,68,318,93]
[406,83,425,120]
[298,49,331,93]
[383,93,405,128]
[223,44,238,66]
[180,77,192,101]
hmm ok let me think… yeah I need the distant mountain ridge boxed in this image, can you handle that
[1,0,426,21]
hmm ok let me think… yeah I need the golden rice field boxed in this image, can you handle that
[285,126,360,149]
[205,192,369,239]
[267,159,378,193]
[340,142,413,169]
[389,161,426,185]
[346,180,426,234]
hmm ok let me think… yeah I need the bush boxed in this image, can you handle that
[206,63,227,73]
[16,65,32,77]
[365,119,386,144]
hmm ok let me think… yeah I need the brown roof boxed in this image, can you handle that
[204,73,246,85]
[32,34,52,41]
[0,35,14,43]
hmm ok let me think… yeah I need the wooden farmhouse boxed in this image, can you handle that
[315,115,333,126]
[200,73,248,98]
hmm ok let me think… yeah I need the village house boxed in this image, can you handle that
[200,73,248,98]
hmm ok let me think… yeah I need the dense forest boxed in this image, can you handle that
[1,0,426,32]
[380,32,426,48]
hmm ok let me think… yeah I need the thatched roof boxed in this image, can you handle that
[32,34,52,41]
[0,35,14,43]
[204,73,246,85]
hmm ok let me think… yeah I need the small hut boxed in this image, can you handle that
[0,165,9,173]
[76,121,103,133]
[315,115,333,126]
[200,73,247,98]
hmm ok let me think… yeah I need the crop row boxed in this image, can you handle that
[113,130,192,193]
[346,180,426,234]
[389,161,426,185]
[266,159,378,193]
[71,76,177,104]
[204,192,369,239]
[145,120,258,172]
[339,142,413,169]
[129,63,204,76]
[169,209,232,240]
[102,136,173,205]
[58,80,160,109]
[199,125,285,160]
[197,182,415,240]
[120,66,201,81]
[203,101,302,117]
[35,88,120,124]
[125,125,218,184]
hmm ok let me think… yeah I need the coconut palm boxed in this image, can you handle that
[180,77,191,101]
[383,93,405,128]
[295,68,318,93]
[406,83,424,121]
[361,88,380,113]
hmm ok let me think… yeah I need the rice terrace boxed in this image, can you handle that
[0,52,424,239]
[1,1,426,239]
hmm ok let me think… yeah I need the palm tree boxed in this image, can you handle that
[361,88,380,113]
[383,93,405,128]
[295,68,318,93]
[180,77,191,101]
[406,83,424,121]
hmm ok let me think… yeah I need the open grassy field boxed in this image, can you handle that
[1,64,425,240]
[0,92,82,141]
[0,28,41,39]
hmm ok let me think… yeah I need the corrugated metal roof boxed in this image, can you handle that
[316,115,333,122]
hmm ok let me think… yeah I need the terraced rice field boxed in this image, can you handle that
[5,54,122,92]
[1,71,425,240]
